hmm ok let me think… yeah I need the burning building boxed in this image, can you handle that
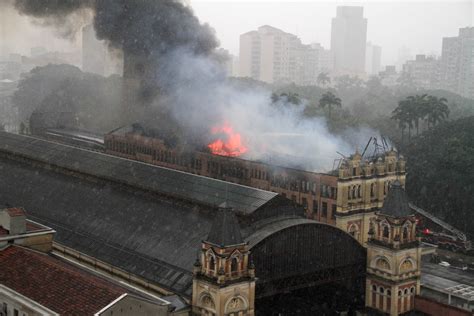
[104,126,406,245]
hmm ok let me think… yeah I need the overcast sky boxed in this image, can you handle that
[1,1,473,66]
[191,0,473,65]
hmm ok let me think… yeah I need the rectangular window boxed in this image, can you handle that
[312,200,318,212]
[331,204,337,219]
[302,197,308,208]
[14,309,19,316]
[322,202,328,217]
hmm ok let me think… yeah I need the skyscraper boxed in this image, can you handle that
[331,6,367,76]
[365,42,382,76]
[239,25,330,85]
[439,27,474,99]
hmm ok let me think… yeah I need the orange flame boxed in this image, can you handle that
[208,122,247,157]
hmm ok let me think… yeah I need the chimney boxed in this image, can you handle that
[0,207,27,235]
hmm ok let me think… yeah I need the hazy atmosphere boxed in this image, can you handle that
[0,1,473,315]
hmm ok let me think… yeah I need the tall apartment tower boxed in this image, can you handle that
[365,42,382,76]
[439,27,474,99]
[192,208,256,316]
[365,181,422,315]
[239,25,327,84]
[331,6,368,76]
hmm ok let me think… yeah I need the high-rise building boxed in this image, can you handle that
[331,6,368,76]
[365,42,382,76]
[439,27,474,99]
[239,30,261,80]
[402,54,439,90]
[239,26,330,85]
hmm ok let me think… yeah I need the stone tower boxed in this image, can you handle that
[365,181,422,315]
[192,207,256,316]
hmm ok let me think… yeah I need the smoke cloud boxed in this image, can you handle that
[14,0,218,56]
[11,0,379,171]
[156,49,378,171]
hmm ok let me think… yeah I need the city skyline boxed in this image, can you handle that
[191,1,472,66]
[2,1,472,67]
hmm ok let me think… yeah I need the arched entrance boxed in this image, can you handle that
[246,219,366,314]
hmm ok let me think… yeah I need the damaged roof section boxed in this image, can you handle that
[0,132,277,214]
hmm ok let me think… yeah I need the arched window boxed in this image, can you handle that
[352,186,356,199]
[380,287,385,294]
[231,257,239,272]
[209,256,215,271]
[383,225,390,238]
[370,183,375,197]
[404,289,408,295]
[372,285,377,291]
[387,290,391,296]
[357,185,361,198]
[410,287,415,294]
[376,258,391,270]
[348,188,351,199]
[403,226,409,240]
[348,224,360,240]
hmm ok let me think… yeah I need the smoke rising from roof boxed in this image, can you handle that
[14,0,218,56]
[11,0,378,171]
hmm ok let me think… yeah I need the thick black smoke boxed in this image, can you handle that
[14,0,218,56]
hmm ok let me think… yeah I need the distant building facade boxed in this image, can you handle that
[438,27,474,99]
[365,42,382,76]
[331,6,367,76]
[402,54,439,90]
[239,25,330,85]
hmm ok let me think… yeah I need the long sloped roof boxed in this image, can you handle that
[0,132,277,214]
[0,132,306,297]
[0,246,126,315]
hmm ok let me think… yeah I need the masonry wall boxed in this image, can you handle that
[414,295,472,316]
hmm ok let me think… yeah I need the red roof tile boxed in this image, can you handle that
[0,246,126,315]
[5,207,26,217]
[0,226,8,236]
[0,220,51,237]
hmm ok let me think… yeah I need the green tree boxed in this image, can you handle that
[319,91,342,119]
[272,92,301,105]
[317,72,331,87]
[407,94,429,136]
[425,96,450,128]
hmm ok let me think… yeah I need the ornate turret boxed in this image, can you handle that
[365,181,422,315]
[192,207,255,316]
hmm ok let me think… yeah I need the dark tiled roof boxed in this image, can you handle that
[206,208,244,247]
[380,181,413,217]
[0,132,304,297]
[0,132,277,214]
[0,246,125,315]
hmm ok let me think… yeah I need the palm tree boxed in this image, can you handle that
[317,72,331,87]
[425,96,449,128]
[392,100,414,143]
[407,94,429,135]
[319,91,341,119]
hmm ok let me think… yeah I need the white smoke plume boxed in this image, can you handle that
[155,49,379,172]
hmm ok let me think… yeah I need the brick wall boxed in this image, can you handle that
[414,295,472,316]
